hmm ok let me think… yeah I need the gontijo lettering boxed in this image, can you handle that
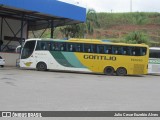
[84,55,116,61]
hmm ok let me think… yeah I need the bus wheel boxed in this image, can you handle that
[36,62,47,71]
[104,66,114,75]
[116,67,127,76]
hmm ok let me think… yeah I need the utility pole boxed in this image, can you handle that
[130,0,132,12]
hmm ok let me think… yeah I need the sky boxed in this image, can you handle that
[58,0,160,13]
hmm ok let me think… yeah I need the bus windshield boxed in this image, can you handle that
[149,49,160,58]
[21,41,36,59]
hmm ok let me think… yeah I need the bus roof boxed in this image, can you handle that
[149,47,160,50]
[25,38,149,47]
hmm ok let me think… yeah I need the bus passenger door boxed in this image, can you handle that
[20,40,36,68]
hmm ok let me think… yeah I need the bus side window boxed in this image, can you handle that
[70,45,73,51]
[46,42,51,50]
[98,45,105,54]
[36,41,41,50]
[60,43,66,51]
[105,49,109,54]
[112,46,117,54]
[134,47,141,56]
[92,44,97,53]
[117,47,122,55]
[150,49,160,58]
[115,50,118,54]
[122,46,129,55]
[77,44,80,52]
[41,42,47,50]
[76,43,83,52]
[105,46,112,54]
[130,47,140,56]
[125,47,131,55]
[51,42,59,51]
[130,47,135,56]
[112,46,115,54]
[142,47,147,56]
[84,44,92,53]
[51,42,55,51]
[67,43,76,52]
[51,43,55,51]
[55,43,59,51]
[119,47,123,55]
[36,41,48,51]
[112,46,123,55]
[132,51,135,55]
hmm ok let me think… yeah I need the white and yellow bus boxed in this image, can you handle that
[148,47,160,74]
[20,38,149,76]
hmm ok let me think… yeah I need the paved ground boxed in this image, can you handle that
[0,67,160,120]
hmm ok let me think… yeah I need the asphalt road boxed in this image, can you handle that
[0,67,160,120]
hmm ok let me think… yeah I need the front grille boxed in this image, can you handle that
[133,64,145,74]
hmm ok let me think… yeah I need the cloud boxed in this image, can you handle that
[132,0,160,12]
[83,0,160,12]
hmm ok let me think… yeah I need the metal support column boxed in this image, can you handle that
[20,14,24,46]
[50,20,54,38]
[0,17,3,51]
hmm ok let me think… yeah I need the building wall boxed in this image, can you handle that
[0,52,20,66]
[0,18,27,52]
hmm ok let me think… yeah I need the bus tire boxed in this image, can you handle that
[116,67,127,76]
[104,66,114,75]
[36,62,47,71]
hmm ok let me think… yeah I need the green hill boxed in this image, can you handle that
[30,12,160,46]
[90,12,160,46]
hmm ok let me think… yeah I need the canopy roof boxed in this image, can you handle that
[0,0,86,30]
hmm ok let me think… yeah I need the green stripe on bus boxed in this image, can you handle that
[62,52,86,68]
[50,51,74,67]
[149,59,160,64]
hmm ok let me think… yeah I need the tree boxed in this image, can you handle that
[60,24,85,39]
[59,8,99,39]
[125,31,149,45]
[85,9,99,35]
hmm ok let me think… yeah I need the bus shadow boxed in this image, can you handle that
[39,69,146,77]
[147,74,160,76]
[18,68,146,77]
[125,75,145,77]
